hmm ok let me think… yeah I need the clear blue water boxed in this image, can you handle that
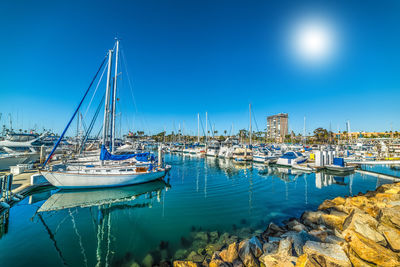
[0,154,393,266]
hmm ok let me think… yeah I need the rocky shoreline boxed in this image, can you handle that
[173,182,400,267]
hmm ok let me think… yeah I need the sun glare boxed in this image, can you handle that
[291,18,336,66]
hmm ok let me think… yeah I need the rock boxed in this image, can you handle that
[303,241,351,267]
[347,250,373,267]
[267,236,281,243]
[287,219,308,232]
[205,243,224,256]
[232,258,244,267]
[282,231,320,256]
[378,206,400,230]
[219,232,230,244]
[173,260,200,267]
[175,249,188,260]
[262,242,278,254]
[308,230,328,241]
[342,209,386,246]
[320,210,348,231]
[194,231,209,242]
[378,224,400,252]
[187,251,204,262]
[300,211,325,226]
[142,253,154,267]
[210,231,219,243]
[219,242,239,263]
[259,239,297,267]
[237,227,252,239]
[249,236,263,258]
[238,239,259,267]
[259,254,296,267]
[130,262,140,267]
[324,235,345,245]
[344,230,400,266]
[208,258,230,267]
[277,238,292,256]
[262,222,285,239]
[318,197,346,212]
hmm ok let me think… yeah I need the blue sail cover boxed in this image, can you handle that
[100,145,154,162]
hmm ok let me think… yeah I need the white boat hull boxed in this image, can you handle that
[41,169,167,189]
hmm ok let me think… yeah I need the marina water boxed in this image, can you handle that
[0,154,393,266]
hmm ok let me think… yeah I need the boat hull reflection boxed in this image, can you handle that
[38,180,168,212]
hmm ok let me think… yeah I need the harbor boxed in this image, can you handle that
[2,1,400,266]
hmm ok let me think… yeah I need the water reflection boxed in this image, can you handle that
[34,181,169,266]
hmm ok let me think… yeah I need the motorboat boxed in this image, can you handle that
[276,151,307,166]
[325,158,356,173]
[232,146,253,163]
[252,147,279,164]
[206,141,220,157]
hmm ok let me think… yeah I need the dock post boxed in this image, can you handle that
[40,145,45,164]
[158,145,163,168]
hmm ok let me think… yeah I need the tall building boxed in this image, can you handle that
[267,113,288,142]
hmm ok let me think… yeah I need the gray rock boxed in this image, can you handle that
[174,249,188,260]
[281,231,320,256]
[238,240,259,266]
[248,236,263,258]
[325,234,345,245]
[303,241,351,267]
[142,254,154,267]
[194,231,209,242]
[300,210,325,226]
[210,231,219,243]
[262,242,278,254]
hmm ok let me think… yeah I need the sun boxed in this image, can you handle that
[291,18,336,65]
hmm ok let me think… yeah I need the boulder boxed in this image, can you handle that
[303,241,351,267]
[219,242,239,263]
[194,231,209,242]
[175,249,188,260]
[259,238,296,267]
[342,209,386,246]
[308,230,328,242]
[142,254,154,267]
[210,231,219,243]
[344,230,400,266]
[173,260,200,267]
[300,211,325,226]
[187,251,204,262]
[205,243,224,256]
[262,242,278,254]
[208,258,230,267]
[324,235,345,245]
[232,258,244,267]
[287,219,308,232]
[378,206,400,230]
[238,240,259,267]
[378,224,400,252]
[318,197,346,212]
[347,249,374,267]
[320,210,348,231]
[262,222,285,239]
[282,231,320,256]
[248,237,263,258]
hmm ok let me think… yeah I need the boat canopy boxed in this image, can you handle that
[100,145,154,162]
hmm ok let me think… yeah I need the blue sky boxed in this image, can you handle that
[1,0,400,136]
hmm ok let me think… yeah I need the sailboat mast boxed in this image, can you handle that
[102,50,113,148]
[249,103,252,146]
[197,113,200,143]
[111,39,119,153]
[205,112,208,144]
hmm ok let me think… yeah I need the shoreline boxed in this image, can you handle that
[174,182,400,266]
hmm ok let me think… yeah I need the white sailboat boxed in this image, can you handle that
[41,39,170,189]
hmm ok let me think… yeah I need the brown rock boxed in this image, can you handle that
[300,211,325,226]
[303,241,351,267]
[262,222,285,239]
[378,224,400,252]
[347,250,373,267]
[342,209,386,246]
[219,242,239,263]
[378,206,400,230]
[320,210,348,231]
[318,197,346,211]
[208,258,230,267]
[173,260,201,267]
[238,240,259,267]
[345,230,400,266]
